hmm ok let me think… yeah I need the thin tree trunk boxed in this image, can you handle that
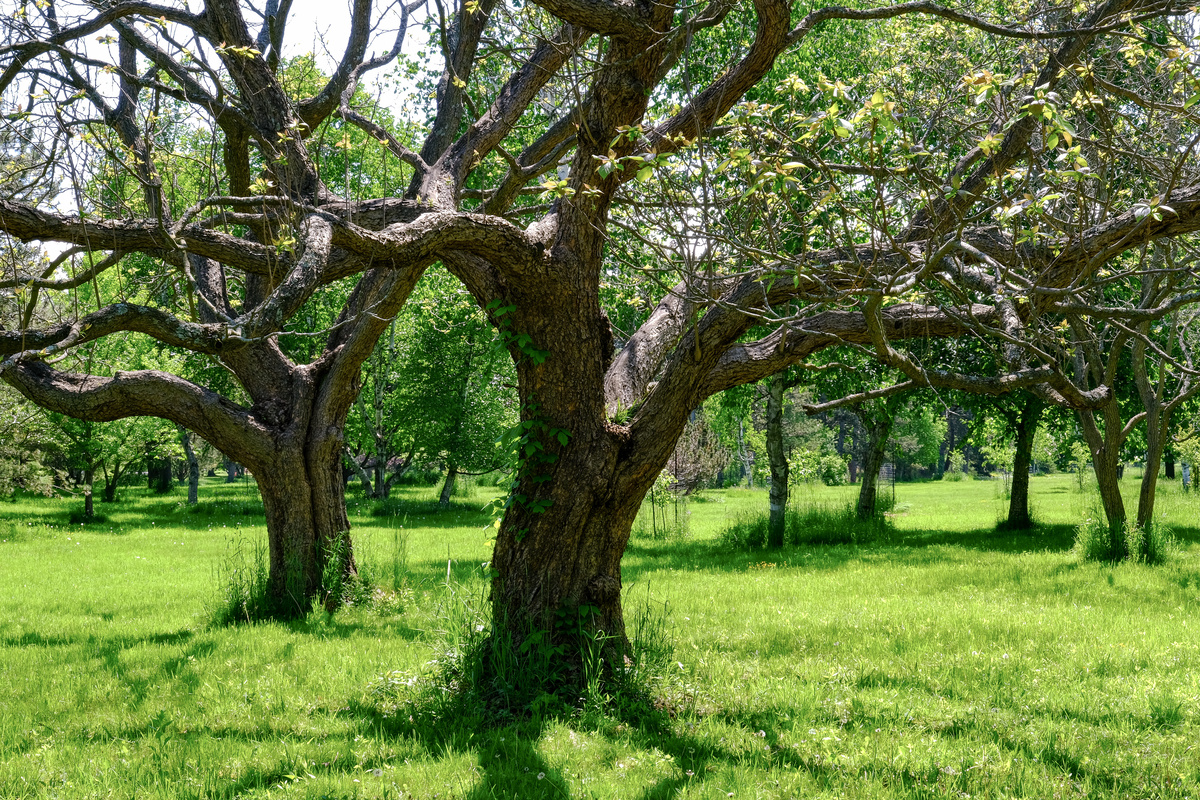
[102,462,123,503]
[344,448,375,497]
[179,426,199,505]
[83,467,94,520]
[439,463,458,508]
[1007,396,1044,529]
[225,457,238,483]
[857,416,893,519]
[765,374,789,547]
[373,449,387,499]
[1137,406,1171,527]
[1079,405,1126,533]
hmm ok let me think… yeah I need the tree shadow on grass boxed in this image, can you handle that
[621,522,1079,585]
[281,614,428,643]
[895,522,1078,553]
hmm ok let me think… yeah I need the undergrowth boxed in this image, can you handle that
[364,585,686,731]
[1074,516,1175,564]
[210,526,412,625]
[719,500,894,549]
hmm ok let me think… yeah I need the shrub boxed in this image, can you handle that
[789,450,849,486]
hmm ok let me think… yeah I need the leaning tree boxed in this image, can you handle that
[3,0,1200,640]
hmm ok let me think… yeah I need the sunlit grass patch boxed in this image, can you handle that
[1,474,1198,797]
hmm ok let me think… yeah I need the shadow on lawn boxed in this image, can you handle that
[344,682,1158,800]
[621,523,1076,584]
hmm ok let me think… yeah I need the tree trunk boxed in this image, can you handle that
[254,444,355,617]
[101,460,125,503]
[225,458,238,483]
[179,427,200,505]
[1136,405,1172,527]
[83,467,94,520]
[1165,451,1175,480]
[765,374,789,547]
[857,416,893,519]
[1007,395,1044,529]
[737,416,753,487]
[345,449,375,497]
[439,463,458,508]
[149,455,173,493]
[373,451,388,499]
[491,437,638,652]
[1078,405,1126,532]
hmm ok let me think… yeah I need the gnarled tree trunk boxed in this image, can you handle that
[255,442,354,615]
[1078,401,1127,532]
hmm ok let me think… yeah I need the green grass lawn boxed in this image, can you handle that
[1,473,1198,798]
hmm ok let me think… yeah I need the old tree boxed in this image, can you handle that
[3,0,1200,643]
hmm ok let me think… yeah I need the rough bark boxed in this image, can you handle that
[857,415,894,519]
[765,374,789,547]
[254,443,354,616]
[1078,402,1127,531]
[1006,396,1044,529]
[1137,404,1168,528]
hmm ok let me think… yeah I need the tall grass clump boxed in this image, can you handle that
[1074,516,1173,564]
[348,528,413,613]
[367,583,680,727]
[719,501,893,550]
[1123,519,1174,564]
[209,528,271,625]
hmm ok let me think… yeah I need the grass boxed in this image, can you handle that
[0,473,1198,798]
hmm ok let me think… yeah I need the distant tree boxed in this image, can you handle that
[0,384,52,498]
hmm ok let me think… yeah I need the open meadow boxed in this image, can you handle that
[1,474,1199,799]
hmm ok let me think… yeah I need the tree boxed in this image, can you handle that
[344,274,515,501]
[4,0,1200,650]
[0,384,52,498]
[977,393,1046,529]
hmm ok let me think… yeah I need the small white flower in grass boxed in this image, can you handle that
[537,773,545,780]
